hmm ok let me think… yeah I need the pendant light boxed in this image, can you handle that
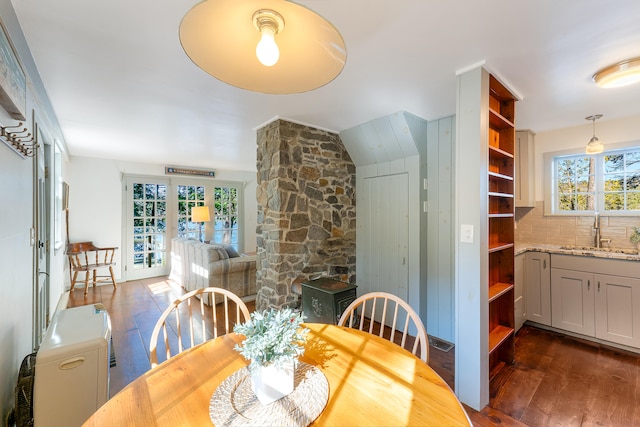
[179,0,347,94]
[585,114,604,155]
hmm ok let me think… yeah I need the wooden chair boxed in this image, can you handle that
[67,241,118,297]
[338,291,429,363]
[149,287,251,368]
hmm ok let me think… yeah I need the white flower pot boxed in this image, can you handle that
[251,360,295,405]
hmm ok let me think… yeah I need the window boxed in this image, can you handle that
[548,146,640,214]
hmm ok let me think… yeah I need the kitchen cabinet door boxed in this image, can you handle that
[594,274,640,348]
[514,254,525,331]
[525,252,551,326]
[551,268,595,336]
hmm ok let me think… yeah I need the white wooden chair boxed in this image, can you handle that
[149,287,251,368]
[338,291,429,363]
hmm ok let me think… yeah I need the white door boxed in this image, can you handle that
[524,252,551,326]
[594,274,640,348]
[125,177,171,280]
[551,268,595,336]
[359,173,409,326]
[34,139,50,346]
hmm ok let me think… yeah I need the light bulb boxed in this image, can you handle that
[256,27,279,67]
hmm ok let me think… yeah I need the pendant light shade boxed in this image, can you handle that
[585,114,604,155]
[179,0,347,94]
[593,58,640,88]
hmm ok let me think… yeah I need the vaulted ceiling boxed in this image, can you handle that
[12,0,640,171]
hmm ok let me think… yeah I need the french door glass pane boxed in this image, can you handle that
[177,184,206,240]
[213,186,239,248]
[132,182,167,270]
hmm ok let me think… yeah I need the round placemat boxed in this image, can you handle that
[209,362,329,427]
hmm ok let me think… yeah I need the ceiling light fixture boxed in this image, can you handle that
[179,0,347,94]
[593,58,640,88]
[585,114,604,155]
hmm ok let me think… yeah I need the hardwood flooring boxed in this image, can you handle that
[68,277,640,426]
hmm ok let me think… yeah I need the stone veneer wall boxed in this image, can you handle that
[255,119,356,311]
[515,201,640,249]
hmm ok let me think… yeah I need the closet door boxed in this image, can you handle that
[360,172,409,324]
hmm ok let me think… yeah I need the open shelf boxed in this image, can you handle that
[487,73,516,377]
[488,325,514,354]
[489,282,514,302]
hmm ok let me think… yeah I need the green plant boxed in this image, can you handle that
[630,227,640,243]
[234,307,308,373]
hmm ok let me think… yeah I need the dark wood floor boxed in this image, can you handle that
[68,277,640,426]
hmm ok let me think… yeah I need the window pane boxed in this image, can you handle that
[604,174,624,191]
[575,194,594,210]
[627,173,640,191]
[604,154,624,173]
[627,192,640,210]
[604,192,624,210]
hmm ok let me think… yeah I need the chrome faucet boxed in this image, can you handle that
[594,212,601,248]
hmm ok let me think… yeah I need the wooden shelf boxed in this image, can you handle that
[488,171,513,181]
[489,282,514,302]
[488,325,514,354]
[488,242,514,253]
[488,192,514,198]
[488,213,514,218]
[489,108,515,130]
[489,145,514,159]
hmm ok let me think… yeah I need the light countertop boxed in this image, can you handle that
[515,243,640,262]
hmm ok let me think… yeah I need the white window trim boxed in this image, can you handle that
[544,139,640,216]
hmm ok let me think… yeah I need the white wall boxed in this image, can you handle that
[67,156,258,283]
[532,114,640,201]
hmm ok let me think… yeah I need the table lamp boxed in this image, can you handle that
[191,205,210,242]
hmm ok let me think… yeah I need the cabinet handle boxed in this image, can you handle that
[598,281,600,292]
[588,280,590,290]
[543,259,546,269]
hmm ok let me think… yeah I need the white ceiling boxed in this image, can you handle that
[11,0,640,172]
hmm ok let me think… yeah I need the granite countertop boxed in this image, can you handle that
[515,243,640,261]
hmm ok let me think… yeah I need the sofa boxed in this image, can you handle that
[169,237,257,301]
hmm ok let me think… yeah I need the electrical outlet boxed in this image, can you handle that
[460,224,474,243]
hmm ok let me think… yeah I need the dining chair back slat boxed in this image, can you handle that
[149,287,251,368]
[338,291,429,363]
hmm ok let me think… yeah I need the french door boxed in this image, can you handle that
[124,176,244,280]
[125,176,170,280]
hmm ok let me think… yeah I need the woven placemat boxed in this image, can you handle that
[209,362,329,427]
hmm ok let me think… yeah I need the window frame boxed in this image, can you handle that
[544,140,640,216]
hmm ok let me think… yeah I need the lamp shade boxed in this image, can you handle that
[192,206,210,223]
[179,0,346,94]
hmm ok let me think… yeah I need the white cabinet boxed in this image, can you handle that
[551,268,595,336]
[550,254,640,349]
[515,130,535,207]
[594,274,640,348]
[525,252,551,326]
[514,254,525,331]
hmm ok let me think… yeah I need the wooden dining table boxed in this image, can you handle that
[84,323,471,426]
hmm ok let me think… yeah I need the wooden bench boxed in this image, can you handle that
[67,241,118,296]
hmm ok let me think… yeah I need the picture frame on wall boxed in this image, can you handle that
[0,18,26,120]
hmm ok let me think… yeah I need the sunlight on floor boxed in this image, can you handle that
[147,279,180,295]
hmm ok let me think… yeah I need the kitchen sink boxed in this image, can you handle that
[559,245,639,255]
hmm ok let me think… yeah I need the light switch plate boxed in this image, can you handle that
[460,224,474,243]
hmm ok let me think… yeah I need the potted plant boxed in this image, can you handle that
[234,307,308,405]
[630,226,640,250]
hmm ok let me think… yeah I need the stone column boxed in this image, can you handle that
[255,119,356,311]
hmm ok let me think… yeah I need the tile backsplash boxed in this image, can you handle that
[515,201,640,249]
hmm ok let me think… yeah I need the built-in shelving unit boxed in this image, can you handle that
[487,75,517,378]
